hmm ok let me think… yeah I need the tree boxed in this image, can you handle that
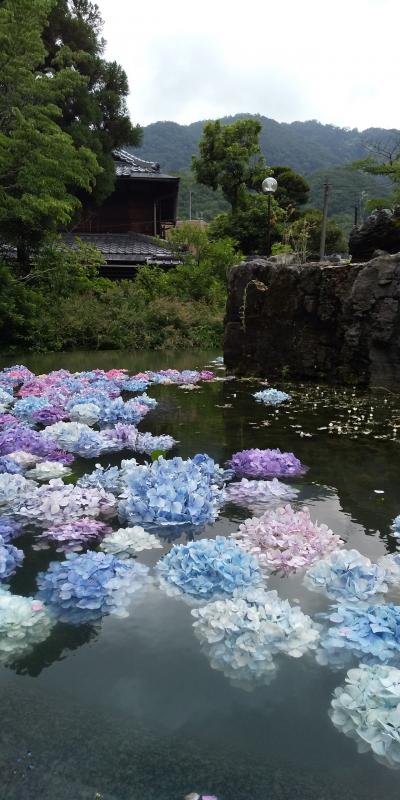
[209,194,285,255]
[0,0,100,268]
[192,119,267,213]
[271,166,309,215]
[353,135,400,206]
[42,0,142,206]
[288,209,347,256]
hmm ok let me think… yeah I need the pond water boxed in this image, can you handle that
[1,349,400,800]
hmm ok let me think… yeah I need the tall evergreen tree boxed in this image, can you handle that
[0,0,100,268]
[42,0,142,205]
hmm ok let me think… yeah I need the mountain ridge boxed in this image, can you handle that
[131,114,399,176]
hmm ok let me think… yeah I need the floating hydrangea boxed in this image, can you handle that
[100,526,162,557]
[37,551,150,624]
[44,421,115,458]
[224,478,298,509]
[0,423,74,465]
[7,450,39,468]
[330,664,400,768]
[0,518,22,543]
[0,473,37,509]
[253,389,291,405]
[13,478,116,526]
[391,515,400,537]
[192,587,319,689]
[25,461,72,481]
[304,549,389,602]
[157,537,262,599]
[0,535,24,580]
[0,456,23,475]
[36,518,112,552]
[378,554,400,586]
[232,505,342,574]
[102,425,176,455]
[77,463,122,494]
[317,602,400,668]
[118,455,224,527]
[228,448,307,479]
[0,590,54,664]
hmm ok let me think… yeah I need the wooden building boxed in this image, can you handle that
[66,149,181,276]
[75,149,180,238]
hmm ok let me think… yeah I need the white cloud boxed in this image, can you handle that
[99,0,400,130]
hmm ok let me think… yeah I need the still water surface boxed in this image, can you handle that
[1,350,400,800]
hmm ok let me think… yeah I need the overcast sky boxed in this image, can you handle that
[100,0,399,131]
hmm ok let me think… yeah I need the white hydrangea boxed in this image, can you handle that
[25,461,72,481]
[0,589,54,663]
[100,526,162,557]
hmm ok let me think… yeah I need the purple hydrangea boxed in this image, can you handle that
[228,448,307,479]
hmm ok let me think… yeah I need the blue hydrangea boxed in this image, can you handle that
[157,536,263,599]
[77,464,122,494]
[0,518,23,543]
[391,515,400,537]
[13,396,49,422]
[37,551,150,624]
[118,455,224,527]
[253,389,291,405]
[119,379,149,393]
[0,456,23,475]
[0,534,24,580]
[304,549,388,602]
[317,602,400,668]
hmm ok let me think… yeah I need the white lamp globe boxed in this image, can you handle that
[262,177,278,194]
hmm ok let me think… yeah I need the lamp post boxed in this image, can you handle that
[262,176,278,256]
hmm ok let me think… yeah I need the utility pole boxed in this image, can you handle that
[189,191,192,221]
[319,179,330,261]
[354,204,358,226]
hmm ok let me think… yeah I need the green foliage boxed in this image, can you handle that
[192,119,267,212]
[176,171,229,221]
[307,166,392,219]
[271,166,309,214]
[0,231,239,353]
[42,0,142,206]
[209,194,284,255]
[0,0,100,264]
[288,209,347,256]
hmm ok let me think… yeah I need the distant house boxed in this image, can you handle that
[66,149,181,277]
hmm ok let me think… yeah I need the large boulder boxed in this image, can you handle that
[224,252,400,385]
[349,207,400,262]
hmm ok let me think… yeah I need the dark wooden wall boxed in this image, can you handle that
[75,178,179,237]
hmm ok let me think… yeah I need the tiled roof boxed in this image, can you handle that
[63,233,180,265]
[112,148,176,180]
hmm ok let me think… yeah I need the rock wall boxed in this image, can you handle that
[224,253,400,385]
[349,207,400,262]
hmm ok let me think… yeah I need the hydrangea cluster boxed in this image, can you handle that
[36,518,112,552]
[0,589,54,664]
[0,422,74,465]
[0,517,22,543]
[100,526,162,557]
[378,554,400,586]
[233,505,342,574]
[0,473,37,509]
[25,461,72,481]
[304,549,389,602]
[224,478,299,508]
[13,478,116,526]
[253,389,291,405]
[118,455,224,527]
[141,369,214,385]
[391,515,400,537]
[103,425,175,455]
[37,551,150,624]
[228,448,307,479]
[157,537,262,599]
[330,664,400,768]
[317,602,400,668]
[67,395,156,427]
[192,587,319,688]
[0,456,23,475]
[44,421,118,458]
[0,535,24,580]
[77,464,123,494]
